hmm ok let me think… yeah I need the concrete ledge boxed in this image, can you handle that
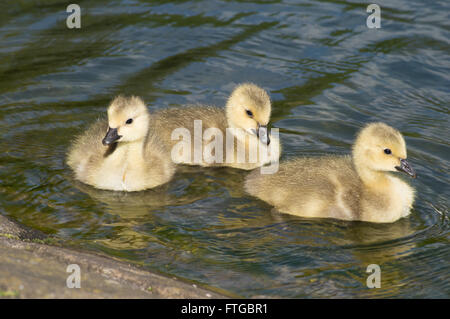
[0,215,227,299]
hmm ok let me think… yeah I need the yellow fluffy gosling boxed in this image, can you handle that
[151,83,280,170]
[245,122,417,223]
[67,96,175,191]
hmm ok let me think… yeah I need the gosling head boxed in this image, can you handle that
[352,122,416,178]
[225,83,272,145]
[102,95,150,146]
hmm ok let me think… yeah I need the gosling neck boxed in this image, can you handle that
[116,135,146,156]
[225,103,235,129]
[353,155,390,190]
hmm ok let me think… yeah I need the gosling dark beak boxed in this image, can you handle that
[395,158,417,178]
[257,124,270,145]
[102,127,121,146]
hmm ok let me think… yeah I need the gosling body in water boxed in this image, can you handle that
[151,83,280,170]
[245,123,417,223]
[67,96,175,191]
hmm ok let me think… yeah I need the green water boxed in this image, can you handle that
[0,0,448,298]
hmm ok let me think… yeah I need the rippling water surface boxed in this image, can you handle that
[0,0,448,297]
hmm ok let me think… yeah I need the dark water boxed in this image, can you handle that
[0,0,449,298]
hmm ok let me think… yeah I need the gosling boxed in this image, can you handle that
[245,122,417,223]
[151,83,281,170]
[67,96,175,191]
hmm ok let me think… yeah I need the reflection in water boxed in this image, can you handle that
[0,0,448,297]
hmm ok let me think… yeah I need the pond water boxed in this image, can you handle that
[0,0,448,297]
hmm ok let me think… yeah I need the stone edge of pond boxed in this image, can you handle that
[0,215,228,299]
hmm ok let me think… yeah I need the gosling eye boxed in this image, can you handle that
[246,109,253,117]
[384,148,392,155]
[126,118,133,125]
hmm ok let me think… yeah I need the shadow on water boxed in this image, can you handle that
[110,21,278,100]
